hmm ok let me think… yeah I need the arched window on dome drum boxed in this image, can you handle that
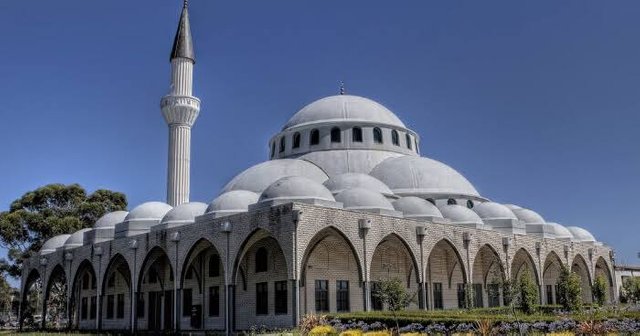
[292,132,301,149]
[406,134,412,150]
[373,127,383,144]
[310,129,320,146]
[352,127,363,142]
[447,198,457,205]
[467,200,474,209]
[279,137,285,153]
[270,142,275,158]
[331,127,341,143]
[426,198,435,205]
[392,130,399,146]
[255,247,268,273]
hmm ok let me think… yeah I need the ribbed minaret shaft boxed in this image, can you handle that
[162,2,199,207]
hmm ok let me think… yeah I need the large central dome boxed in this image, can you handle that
[283,95,406,130]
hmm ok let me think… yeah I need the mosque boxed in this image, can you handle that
[19,1,617,333]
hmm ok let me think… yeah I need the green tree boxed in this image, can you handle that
[592,275,607,306]
[0,276,14,320]
[621,277,640,304]
[371,278,416,332]
[557,266,582,312]
[0,184,126,278]
[515,269,538,314]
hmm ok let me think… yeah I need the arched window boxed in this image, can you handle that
[406,134,412,150]
[447,198,457,205]
[352,127,363,142]
[426,198,435,205]
[292,132,301,149]
[373,127,383,144]
[279,137,285,153]
[270,142,275,158]
[255,247,268,273]
[310,129,320,145]
[415,138,419,153]
[331,127,341,143]
[391,130,399,146]
[466,200,474,209]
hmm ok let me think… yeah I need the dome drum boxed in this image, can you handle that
[85,227,117,244]
[64,228,92,250]
[525,223,556,239]
[40,234,72,255]
[114,201,173,239]
[392,196,444,221]
[484,218,526,235]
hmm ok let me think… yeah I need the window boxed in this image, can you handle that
[467,200,474,209]
[106,295,114,319]
[315,280,329,312]
[546,284,554,304]
[310,129,320,145]
[336,280,350,312]
[279,137,285,153]
[447,198,457,205]
[391,130,399,146]
[81,297,88,320]
[83,273,89,290]
[270,142,275,158]
[137,293,145,318]
[406,134,412,149]
[256,282,268,315]
[107,273,115,288]
[415,138,419,153]
[473,283,483,308]
[371,282,383,311]
[426,198,436,205]
[457,283,466,309]
[275,280,288,314]
[255,247,268,273]
[554,284,559,304]
[330,127,341,143]
[209,286,220,316]
[117,294,125,319]
[352,127,363,142]
[293,132,301,149]
[488,284,500,307]
[209,255,220,277]
[183,288,192,317]
[90,296,97,319]
[373,127,383,144]
[433,282,443,309]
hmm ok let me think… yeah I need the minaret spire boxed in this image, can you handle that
[161,1,201,206]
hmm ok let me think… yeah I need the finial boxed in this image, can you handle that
[183,0,188,8]
[339,81,345,95]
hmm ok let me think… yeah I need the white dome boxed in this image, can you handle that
[283,95,405,130]
[503,204,522,210]
[259,176,335,203]
[370,156,480,198]
[206,190,259,213]
[335,188,394,211]
[40,234,71,255]
[323,173,394,197]
[548,222,574,240]
[94,211,129,228]
[299,150,403,177]
[438,204,484,225]
[64,228,92,250]
[393,197,443,219]
[512,208,546,224]
[161,202,208,225]
[125,202,173,221]
[473,202,517,220]
[221,159,329,194]
[566,226,596,242]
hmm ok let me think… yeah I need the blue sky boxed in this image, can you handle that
[1,0,639,283]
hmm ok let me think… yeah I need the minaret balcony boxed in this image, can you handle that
[161,95,200,126]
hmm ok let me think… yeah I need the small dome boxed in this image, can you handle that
[299,150,404,177]
[503,204,522,210]
[40,234,72,255]
[512,208,546,224]
[94,211,129,228]
[283,95,406,130]
[438,204,484,225]
[370,156,480,198]
[566,226,596,242]
[259,176,335,203]
[206,190,259,213]
[161,202,208,225]
[473,202,517,220]
[548,222,574,240]
[64,228,92,250]
[393,197,443,219]
[125,202,173,221]
[323,173,393,197]
[335,188,394,211]
[221,159,329,194]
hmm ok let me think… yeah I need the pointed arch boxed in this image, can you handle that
[43,264,67,329]
[137,246,174,293]
[137,246,175,331]
[369,233,420,285]
[70,259,97,329]
[472,244,506,308]
[20,269,42,328]
[101,253,131,330]
[300,226,363,283]
[510,248,539,285]
[571,254,592,303]
[542,251,564,304]
[594,256,614,304]
[426,238,467,309]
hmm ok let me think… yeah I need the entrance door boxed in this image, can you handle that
[164,290,173,330]
[148,291,163,331]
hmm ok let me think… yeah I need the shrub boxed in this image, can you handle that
[340,330,363,336]
[557,266,582,312]
[372,278,416,331]
[301,314,330,335]
[310,325,337,336]
[516,269,538,314]
[592,275,607,306]
[622,277,640,304]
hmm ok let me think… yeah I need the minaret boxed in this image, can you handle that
[161,0,199,207]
